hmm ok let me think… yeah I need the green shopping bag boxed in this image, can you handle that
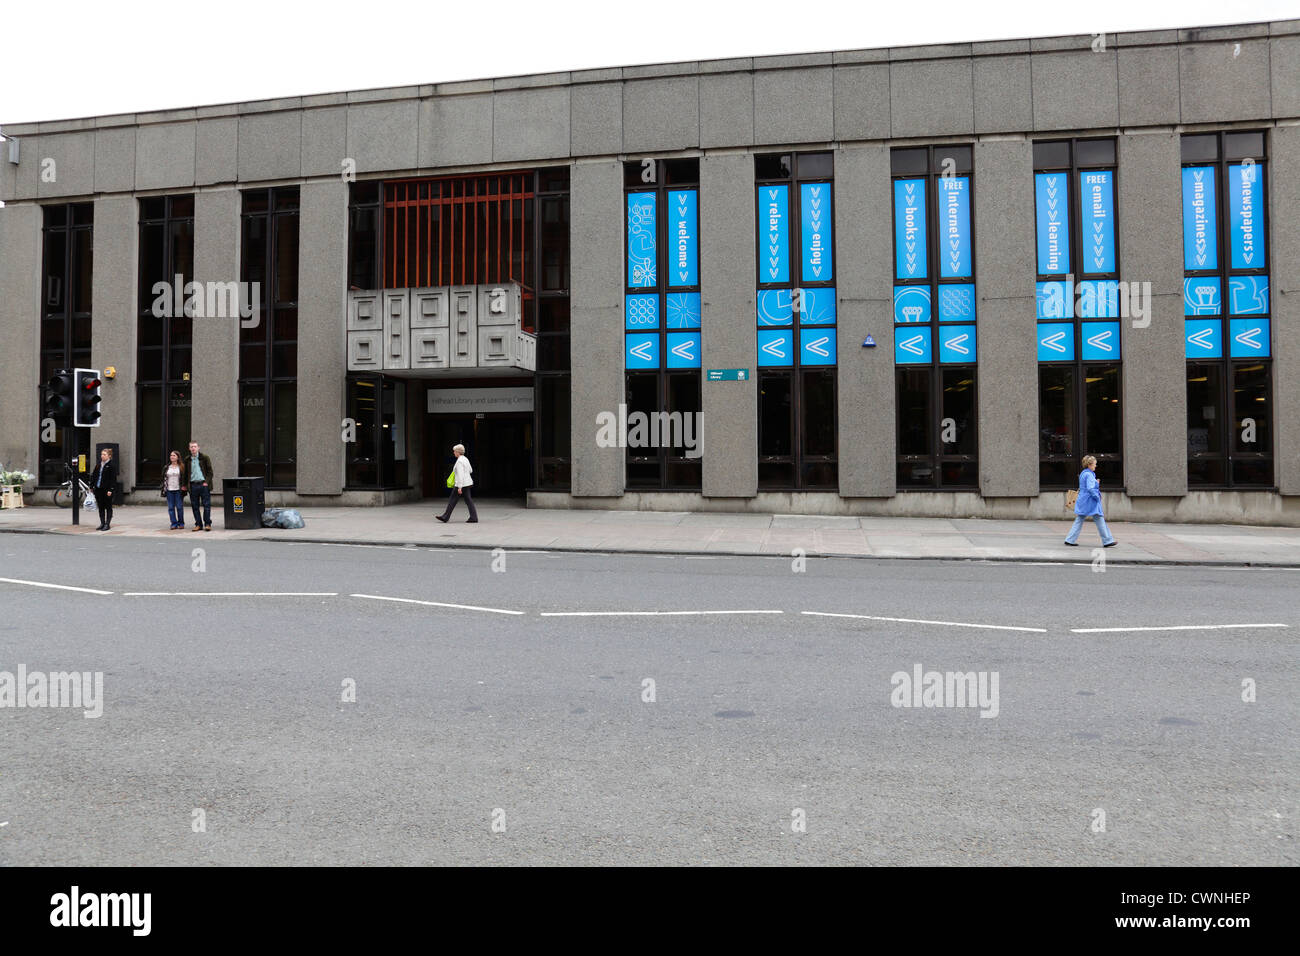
[446,469,455,489]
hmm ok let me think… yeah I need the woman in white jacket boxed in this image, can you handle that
[435,443,479,523]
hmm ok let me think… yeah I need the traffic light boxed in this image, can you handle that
[74,368,103,427]
[43,369,75,428]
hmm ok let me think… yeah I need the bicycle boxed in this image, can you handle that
[53,462,93,508]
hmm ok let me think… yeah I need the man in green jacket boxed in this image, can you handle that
[181,441,215,531]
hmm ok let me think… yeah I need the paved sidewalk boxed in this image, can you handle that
[3,499,1300,566]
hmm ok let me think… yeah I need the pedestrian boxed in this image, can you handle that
[182,440,215,532]
[435,443,478,523]
[88,448,117,531]
[161,450,186,530]
[1064,454,1116,548]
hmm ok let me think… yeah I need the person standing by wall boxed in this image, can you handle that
[435,443,478,524]
[161,450,185,530]
[182,440,215,532]
[1064,454,1117,548]
[89,448,117,531]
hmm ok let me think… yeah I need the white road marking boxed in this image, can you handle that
[352,593,524,616]
[0,577,113,595]
[802,611,1047,633]
[1071,623,1289,633]
[541,609,783,617]
[124,592,337,597]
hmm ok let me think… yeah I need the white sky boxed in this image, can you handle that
[1,0,1298,126]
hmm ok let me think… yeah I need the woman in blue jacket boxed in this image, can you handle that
[1065,455,1117,547]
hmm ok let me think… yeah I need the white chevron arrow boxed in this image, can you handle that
[1040,330,1068,352]
[629,341,653,361]
[805,336,830,357]
[1187,327,1215,350]
[1234,326,1262,350]
[671,339,696,360]
[1085,329,1113,352]
[761,337,788,359]
[943,332,970,355]
[899,333,926,356]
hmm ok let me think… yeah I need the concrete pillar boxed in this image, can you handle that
[834,144,895,497]
[1272,125,1300,496]
[569,159,624,497]
[91,195,137,489]
[191,187,240,491]
[296,179,347,496]
[0,204,42,481]
[975,138,1038,497]
[1118,131,1186,496]
[700,152,757,498]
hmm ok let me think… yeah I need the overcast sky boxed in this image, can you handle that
[2,0,1298,126]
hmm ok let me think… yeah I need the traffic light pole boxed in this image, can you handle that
[68,425,79,526]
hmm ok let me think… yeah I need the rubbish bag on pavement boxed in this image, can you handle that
[260,507,304,530]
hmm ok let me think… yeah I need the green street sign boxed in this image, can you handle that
[707,368,750,381]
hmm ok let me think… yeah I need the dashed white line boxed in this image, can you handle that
[351,593,524,616]
[1070,623,1289,633]
[541,609,783,617]
[0,577,113,595]
[801,611,1047,633]
[124,592,337,597]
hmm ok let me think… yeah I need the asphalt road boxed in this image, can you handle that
[1,534,1295,865]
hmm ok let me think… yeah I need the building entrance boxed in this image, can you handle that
[424,414,533,499]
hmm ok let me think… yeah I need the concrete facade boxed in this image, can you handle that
[1,19,1297,524]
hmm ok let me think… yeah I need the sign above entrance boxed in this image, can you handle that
[707,369,749,381]
[427,387,534,415]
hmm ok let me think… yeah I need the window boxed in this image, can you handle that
[755,151,836,489]
[535,167,571,489]
[1181,131,1272,487]
[136,194,195,488]
[38,203,93,485]
[345,375,407,488]
[624,158,701,489]
[891,145,977,489]
[1032,138,1123,487]
[239,187,299,487]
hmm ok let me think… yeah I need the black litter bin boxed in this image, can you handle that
[222,477,265,530]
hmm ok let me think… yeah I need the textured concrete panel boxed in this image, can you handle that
[1117,45,1180,127]
[1271,126,1300,495]
[974,140,1037,497]
[90,196,138,489]
[347,100,419,175]
[974,55,1031,134]
[833,64,889,141]
[1030,50,1119,131]
[0,205,42,482]
[493,87,570,162]
[36,130,95,199]
[94,126,136,193]
[418,94,492,169]
[1180,40,1271,123]
[191,189,241,491]
[135,123,196,191]
[195,117,237,185]
[754,67,833,145]
[1272,36,1300,118]
[890,58,975,138]
[569,161,624,496]
[236,110,301,183]
[622,77,699,154]
[834,145,894,497]
[570,82,622,157]
[296,180,347,496]
[700,72,754,149]
[700,153,757,499]
[300,106,347,178]
[1118,132,1185,497]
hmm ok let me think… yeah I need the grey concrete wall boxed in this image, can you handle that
[0,204,42,481]
[569,160,623,497]
[1272,125,1300,496]
[1119,131,1186,497]
[90,196,138,489]
[700,153,756,498]
[976,139,1039,497]
[191,188,240,492]
[834,145,895,497]
[296,180,347,496]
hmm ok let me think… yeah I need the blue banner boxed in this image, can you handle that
[757,329,793,367]
[1227,164,1265,270]
[1181,167,1217,271]
[666,292,701,329]
[1035,173,1070,276]
[1080,321,1120,361]
[1079,170,1115,274]
[1184,319,1222,358]
[625,294,659,330]
[800,183,832,281]
[757,289,793,326]
[1076,280,1119,319]
[759,185,790,284]
[894,327,932,364]
[1037,322,1075,361]
[938,177,972,279]
[798,287,836,325]
[1228,318,1269,358]
[800,329,836,366]
[1183,277,1221,316]
[666,332,701,368]
[938,325,976,363]
[627,192,657,288]
[625,332,659,369]
[1036,281,1073,320]
[894,286,931,324]
[937,284,975,322]
[1228,275,1269,315]
[668,189,698,287]
[894,179,928,280]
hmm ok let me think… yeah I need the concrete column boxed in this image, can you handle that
[975,138,1038,497]
[569,159,624,497]
[296,179,347,496]
[1118,131,1186,497]
[91,195,137,488]
[1271,125,1300,496]
[191,187,240,491]
[700,152,757,498]
[0,204,42,480]
[835,144,895,497]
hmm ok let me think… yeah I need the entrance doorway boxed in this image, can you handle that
[425,414,533,498]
